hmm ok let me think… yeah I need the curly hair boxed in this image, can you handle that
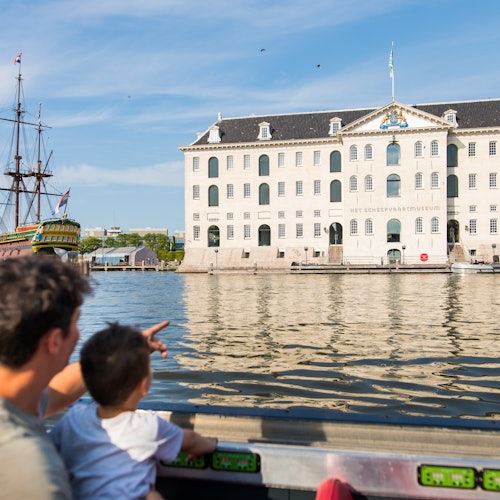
[0,256,92,367]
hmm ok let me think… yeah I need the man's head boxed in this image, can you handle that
[0,255,91,368]
[81,322,151,407]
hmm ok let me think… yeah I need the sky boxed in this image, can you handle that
[1,0,500,234]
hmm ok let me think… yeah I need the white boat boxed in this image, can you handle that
[451,262,494,273]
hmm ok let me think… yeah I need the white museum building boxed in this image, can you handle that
[179,99,499,271]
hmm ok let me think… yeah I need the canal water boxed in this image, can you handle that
[76,271,500,421]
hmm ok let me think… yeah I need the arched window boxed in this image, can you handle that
[364,144,373,160]
[415,172,423,189]
[364,175,373,191]
[387,249,401,264]
[447,144,458,167]
[349,175,358,192]
[387,143,400,165]
[258,224,271,246]
[431,217,440,234]
[349,145,358,161]
[207,225,220,247]
[330,180,342,202]
[208,157,218,178]
[387,219,401,242]
[415,217,423,234]
[208,185,219,206]
[259,183,270,205]
[387,174,401,197]
[365,218,373,235]
[330,151,341,172]
[350,219,358,235]
[447,174,458,197]
[431,141,439,157]
[431,172,439,188]
[259,155,269,176]
[415,141,423,158]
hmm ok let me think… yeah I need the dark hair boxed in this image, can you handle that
[80,322,151,406]
[0,255,91,368]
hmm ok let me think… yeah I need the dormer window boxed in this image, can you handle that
[208,125,221,143]
[443,109,458,127]
[258,121,272,141]
[329,117,342,136]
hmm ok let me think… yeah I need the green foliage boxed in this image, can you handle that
[78,236,103,255]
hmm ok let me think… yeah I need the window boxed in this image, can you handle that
[314,180,321,195]
[364,144,373,160]
[364,175,373,192]
[278,181,285,197]
[208,157,219,178]
[193,226,200,240]
[431,172,439,189]
[490,142,497,156]
[447,175,458,198]
[330,180,342,202]
[468,142,476,157]
[278,211,285,218]
[258,122,271,140]
[387,174,401,197]
[314,223,321,237]
[208,185,219,206]
[387,143,400,165]
[278,153,285,167]
[431,141,439,157]
[244,183,251,198]
[350,219,358,235]
[193,185,200,200]
[349,145,358,161]
[193,157,200,171]
[387,219,401,242]
[244,155,250,170]
[490,219,498,234]
[244,225,251,239]
[227,212,234,220]
[295,152,303,167]
[330,151,341,172]
[296,210,303,218]
[296,223,303,238]
[208,127,220,143]
[365,219,373,235]
[415,172,423,190]
[431,217,439,233]
[349,175,358,192]
[469,174,477,189]
[244,212,250,220]
[296,181,303,196]
[314,151,321,166]
[447,144,458,167]
[469,219,477,234]
[227,225,234,239]
[415,141,423,158]
[278,224,285,238]
[259,155,270,176]
[226,155,233,170]
[469,205,477,213]
[415,217,423,234]
[259,183,270,205]
[329,118,341,135]
[227,184,234,198]
[490,173,497,188]
[314,210,321,217]
[193,213,200,221]
[491,205,498,212]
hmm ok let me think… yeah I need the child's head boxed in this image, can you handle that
[81,322,151,406]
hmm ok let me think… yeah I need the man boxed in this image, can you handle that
[0,255,168,498]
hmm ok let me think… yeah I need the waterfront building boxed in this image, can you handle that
[179,100,500,271]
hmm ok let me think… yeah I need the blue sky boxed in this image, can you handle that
[1,0,499,234]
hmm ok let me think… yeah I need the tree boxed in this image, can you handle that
[79,237,103,255]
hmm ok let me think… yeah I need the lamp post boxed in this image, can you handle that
[214,248,219,270]
[402,245,406,265]
[493,243,497,261]
[304,246,308,265]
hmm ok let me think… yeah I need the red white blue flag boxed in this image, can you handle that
[14,53,22,64]
[53,189,70,215]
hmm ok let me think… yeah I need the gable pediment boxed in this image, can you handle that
[339,101,451,135]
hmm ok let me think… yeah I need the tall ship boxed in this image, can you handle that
[0,54,80,258]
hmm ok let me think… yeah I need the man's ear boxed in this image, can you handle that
[139,376,151,398]
[44,328,64,355]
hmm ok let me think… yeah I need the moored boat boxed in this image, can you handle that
[0,53,80,258]
[451,262,494,274]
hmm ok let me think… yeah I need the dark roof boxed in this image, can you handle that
[190,99,500,146]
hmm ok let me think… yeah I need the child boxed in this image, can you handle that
[51,322,218,499]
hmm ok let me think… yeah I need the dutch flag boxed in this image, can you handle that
[53,189,70,215]
[14,53,22,64]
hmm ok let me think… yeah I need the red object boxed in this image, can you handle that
[420,253,429,262]
[316,478,354,500]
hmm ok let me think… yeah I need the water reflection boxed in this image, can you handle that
[80,272,500,419]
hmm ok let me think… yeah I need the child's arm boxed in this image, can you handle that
[180,430,218,456]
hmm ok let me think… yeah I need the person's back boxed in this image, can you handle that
[51,323,217,500]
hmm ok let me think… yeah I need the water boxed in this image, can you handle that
[76,271,500,420]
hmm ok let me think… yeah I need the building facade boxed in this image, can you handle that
[179,100,499,271]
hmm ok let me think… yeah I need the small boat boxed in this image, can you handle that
[451,262,494,274]
[0,54,80,258]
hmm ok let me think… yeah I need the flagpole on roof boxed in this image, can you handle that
[389,42,395,101]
